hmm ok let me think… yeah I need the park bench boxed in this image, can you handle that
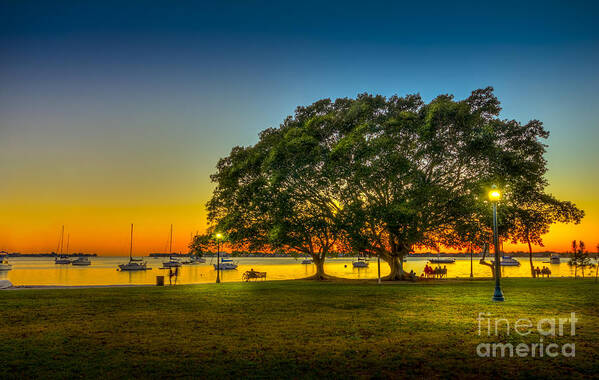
[423,266,447,279]
[242,271,267,282]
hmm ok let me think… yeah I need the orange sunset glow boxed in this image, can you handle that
[1,162,597,255]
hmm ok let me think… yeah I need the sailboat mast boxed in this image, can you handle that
[60,225,64,255]
[66,234,70,255]
[169,224,173,254]
[129,224,133,260]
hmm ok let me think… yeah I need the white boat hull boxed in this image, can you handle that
[0,264,12,271]
[492,256,520,267]
[183,258,206,264]
[352,262,369,268]
[213,263,238,270]
[429,258,456,264]
[118,263,150,271]
[162,262,182,268]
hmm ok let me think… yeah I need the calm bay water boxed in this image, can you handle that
[1,256,594,286]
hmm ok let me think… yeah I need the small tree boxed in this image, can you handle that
[595,243,598,283]
[509,196,583,278]
[189,233,219,257]
[570,240,591,278]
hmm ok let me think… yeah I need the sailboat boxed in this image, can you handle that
[213,258,238,270]
[55,226,72,264]
[72,256,91,266]
[118,224,151,271]
[0,251,11,271]
[428,250,455,264]
[162,224,182,268]
[182,255,206,264]
[212,241,238,270]
[494,255,520,266]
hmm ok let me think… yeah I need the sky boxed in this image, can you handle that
[1,1,598,255]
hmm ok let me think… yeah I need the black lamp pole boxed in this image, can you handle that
[216,238,221,284]
[492,197,504,301]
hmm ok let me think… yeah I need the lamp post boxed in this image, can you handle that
[470,244,473,279]
[215,233,223,284]
[377,256,381,284]
[489,186,504,301]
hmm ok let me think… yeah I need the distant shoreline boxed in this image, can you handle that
[4,253,98,257]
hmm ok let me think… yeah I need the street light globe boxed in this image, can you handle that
[489,187,501,201]
[215,233,223,239]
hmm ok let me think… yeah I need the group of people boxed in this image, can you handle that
[168,266,180,285]
[535,266,552,278]
[423,264,447,279]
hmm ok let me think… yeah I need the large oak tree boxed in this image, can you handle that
[207,88,583,280]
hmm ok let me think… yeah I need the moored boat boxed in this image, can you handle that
[119,259,149,271]
[55,256,72,264]
[429,257,456,264]
[118,224,151,271]
[72,257,91,266]
[213,258,238,270]
[162,257,182,268]
[54,226,71,264]
[352,256,369,268]
[301,258,313,264]
[161,225,183,268]
[182,256,206,265]
[493,255,520,266]
[550,254,560,264]
[0,256,12,271]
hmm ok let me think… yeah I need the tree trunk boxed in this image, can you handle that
[479,244,495,279]
[314,256,326,279]
[381,255,407,280]
[306,253,328,280]
[479,260,496,278]
[527,238,535,278]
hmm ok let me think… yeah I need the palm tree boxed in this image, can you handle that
[571,240,578,278]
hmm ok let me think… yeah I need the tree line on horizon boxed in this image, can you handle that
[193,88,584,280]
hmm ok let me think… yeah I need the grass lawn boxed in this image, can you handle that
[1,279,598,379]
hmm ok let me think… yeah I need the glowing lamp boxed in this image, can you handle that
[216,233,223,239]
[489,187,501,202]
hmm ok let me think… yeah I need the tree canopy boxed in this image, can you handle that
[207,87,584,280]
[189,233,219,257]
